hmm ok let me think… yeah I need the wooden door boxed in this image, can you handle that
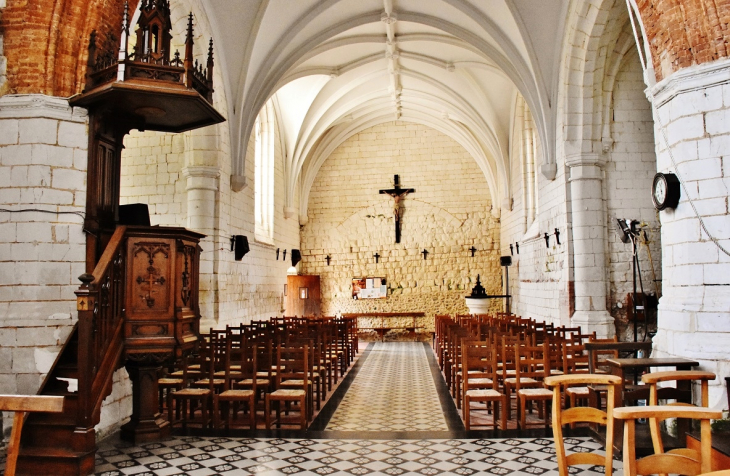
[286,275,321,317]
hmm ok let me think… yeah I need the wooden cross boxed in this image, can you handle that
[379,174,415,243]
[421,249,429,260]
[469,246,477,257]
[374,253,380,263]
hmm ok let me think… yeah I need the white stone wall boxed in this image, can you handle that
[300,122,502,330]
[605,52,662,340]
[649,59,730,408]
[500,101,570,326]
[0,94,87,434]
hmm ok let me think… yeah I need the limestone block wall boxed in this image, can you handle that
[500,105,570,326]
[605,52,662,340]
[300,122,502,331]
[649,59,730,408]
[0,94,87,434]
[215,113,300,327]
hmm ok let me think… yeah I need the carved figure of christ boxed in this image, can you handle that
[379,174,415,243]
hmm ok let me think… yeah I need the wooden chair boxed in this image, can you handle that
[462,342,507,430]
[215,339,256,429]
[613,405,722,476]
[265,344,310,429]
[515,341,553,429]
[544,374,622,476]
[642,370,716,455]
[0,395,64,476]
[168,349,214,429]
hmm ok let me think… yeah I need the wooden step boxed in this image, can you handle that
[16,447,95,476]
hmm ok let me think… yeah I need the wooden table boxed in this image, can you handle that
[607,357,700,454]
[585,342,653,373]
[342,312,425,341]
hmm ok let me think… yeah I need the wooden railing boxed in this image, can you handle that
[74,226,127,430]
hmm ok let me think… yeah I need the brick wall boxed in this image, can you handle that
[0,0,139,96]
[300,121,502,331]
[637,0,730,81]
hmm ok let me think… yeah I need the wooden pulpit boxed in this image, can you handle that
[120,225,204,442]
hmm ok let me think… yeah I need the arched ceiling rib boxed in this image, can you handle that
[204,0,569,214]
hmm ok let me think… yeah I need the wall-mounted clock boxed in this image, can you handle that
[652,172,680,210]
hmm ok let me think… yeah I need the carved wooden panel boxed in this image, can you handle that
[123,227,204,358]
[129,241,172,315]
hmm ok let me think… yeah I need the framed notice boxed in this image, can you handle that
[352,277,387,299]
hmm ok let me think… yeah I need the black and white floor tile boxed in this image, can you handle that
[95,435,619,475]
[89,342,620,475]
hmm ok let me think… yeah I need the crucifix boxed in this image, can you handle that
[379,174,415,243]
[374,253,380,263]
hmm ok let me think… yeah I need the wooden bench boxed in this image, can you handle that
[342,312,426,341]
[0,395,65,476]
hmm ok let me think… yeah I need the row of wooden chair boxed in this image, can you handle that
[161,315,359,430]
[436,313,615,429]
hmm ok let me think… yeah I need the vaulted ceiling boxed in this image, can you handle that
[203,0,569,215]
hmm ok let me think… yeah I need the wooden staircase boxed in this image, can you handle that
[15,229,127,475]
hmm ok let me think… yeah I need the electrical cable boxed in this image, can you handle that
[0,207,86,220]
[625,0,730,258]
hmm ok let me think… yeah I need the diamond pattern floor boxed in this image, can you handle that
[325,342,448,431]
[5,341,613,474]
[94,435,619,475]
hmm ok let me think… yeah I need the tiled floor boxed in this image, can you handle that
[89,341,620,475]
[94,435,614,475]
[326,342,447,431]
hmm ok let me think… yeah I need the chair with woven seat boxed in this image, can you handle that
[215,338,256,429]
[265,344,310,429]
[614,405,722,476]
[168,349,214,429]
[544,374,622,476]
[462,341,507,430]
[515,340,553,429]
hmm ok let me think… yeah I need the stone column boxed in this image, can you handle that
[567,154,615,338]
[182,165,219,330]
[648,61,730,406]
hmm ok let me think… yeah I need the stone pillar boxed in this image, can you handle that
[567,154,615,338]
[648,60,730,407]
[182,165,219,330]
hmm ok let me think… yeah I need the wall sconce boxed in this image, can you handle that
[515,242,519,254]
[283,249,287,261]
[555,228,561,245]
[276,248,280,260]
[231,235,249,261]
[544,233,550,248]
[509,244,513,256]
[291,249,301,267]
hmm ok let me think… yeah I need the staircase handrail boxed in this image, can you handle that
[74,225,128,429]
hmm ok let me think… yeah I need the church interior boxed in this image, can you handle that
[1,0,730,474]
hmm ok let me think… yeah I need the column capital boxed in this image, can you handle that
[565,153,606,169]
[182,166,220,192]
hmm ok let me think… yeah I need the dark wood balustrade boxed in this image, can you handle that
[75,226,128,431]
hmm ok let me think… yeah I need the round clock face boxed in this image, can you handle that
[652,173,680,210]
[654,178,666,203]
